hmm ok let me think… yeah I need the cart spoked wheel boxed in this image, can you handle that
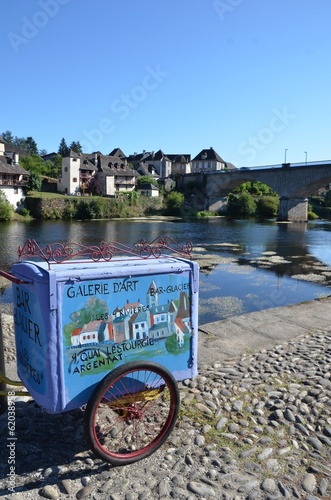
[84,361,180,466]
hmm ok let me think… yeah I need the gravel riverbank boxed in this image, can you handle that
[1,309,331,499]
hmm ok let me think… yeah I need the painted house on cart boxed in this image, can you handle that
[69,278,192,348]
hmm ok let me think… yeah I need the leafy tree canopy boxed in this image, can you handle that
[20,154,48,176]
[69,141,83,154]
[233,181,277,196]
[25,136,38,155]
[227,192,257,218]
[137,175,158,187]
[1,130,39,155]
[255,196,279,218]
[165,191,184,213]
[27,172,42,192]
[2,130,14,143]
[58,138,83,156]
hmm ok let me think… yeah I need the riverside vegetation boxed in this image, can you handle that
[1,178,331,222]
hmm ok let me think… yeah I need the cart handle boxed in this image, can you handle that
[0,270,30,285]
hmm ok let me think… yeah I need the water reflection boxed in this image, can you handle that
[0,218,330,323]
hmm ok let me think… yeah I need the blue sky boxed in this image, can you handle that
[1,0,330,167]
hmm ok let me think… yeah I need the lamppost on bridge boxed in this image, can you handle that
[304,151,307,165]
[284,149,288,164]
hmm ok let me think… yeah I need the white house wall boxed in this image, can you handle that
[1,186,25,208]
[105,176,115,196]
[58,157,80,195]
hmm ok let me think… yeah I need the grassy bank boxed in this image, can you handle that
[24,192,165,220]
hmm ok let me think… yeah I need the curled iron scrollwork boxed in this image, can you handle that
[17,237,193,268]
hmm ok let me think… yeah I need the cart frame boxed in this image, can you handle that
[0,237,197,465]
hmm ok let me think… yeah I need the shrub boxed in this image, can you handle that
[256,196,279,218]
[0,191,13,220]
[165,191,185,214]
[308,211,318,220]
[196,211,218,218]
[64,201,77,219]
[27,172,42,192]
[20,208,30,217]
[227,192,256,218]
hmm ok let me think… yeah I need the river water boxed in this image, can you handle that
[0,217,331,324]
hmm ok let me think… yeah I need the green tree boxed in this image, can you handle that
[227,192,256,218]
[47,154,62,178]
[27,172,42,192]
[256,196,279,218]
[24,136,38,155]
[1,130,14,143]
[137,175,158,187]
[233,181,276,196]
[0,191,13,220]
[58,138,69,157]
[20,154,48,175]
[69,141,83,154]
[165,191,184,213]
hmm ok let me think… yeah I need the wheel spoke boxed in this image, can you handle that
[84,361,180,465]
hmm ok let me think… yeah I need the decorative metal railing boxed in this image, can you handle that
[17,237,193,268]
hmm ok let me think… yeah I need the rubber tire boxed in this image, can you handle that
[84,360,180,466]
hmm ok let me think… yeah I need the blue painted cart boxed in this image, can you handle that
[1,238,199,465]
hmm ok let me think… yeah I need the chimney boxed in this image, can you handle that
[13,153,19,164]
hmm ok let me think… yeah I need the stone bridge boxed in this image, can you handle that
[177,162,331,221]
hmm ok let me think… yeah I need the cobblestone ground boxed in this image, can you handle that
[0,311,331,499]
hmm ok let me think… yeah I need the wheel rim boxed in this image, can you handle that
[91,366,178,460]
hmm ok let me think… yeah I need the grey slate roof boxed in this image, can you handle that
[166,154,191,163]
[69,149,80,158]
[98,154,137,177]
[80,156,97,171]
[0,155,29,175]
[108,148,127,159]
[143,149,170,162]
[192,147,225,163]
[136,164,160,177]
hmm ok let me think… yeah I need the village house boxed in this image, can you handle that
[127,150,191,177]
[191,147,227,173]
[136,182,159,197]
[166,154,191,175]
[0,136,29,208]
[57,149,137,196]
[71,320,111,347]
[129,310,150,340]
[127,150,172,179]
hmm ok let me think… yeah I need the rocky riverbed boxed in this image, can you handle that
[1,310,331,499]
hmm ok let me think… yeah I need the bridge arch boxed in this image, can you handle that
[177,163,331,221]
